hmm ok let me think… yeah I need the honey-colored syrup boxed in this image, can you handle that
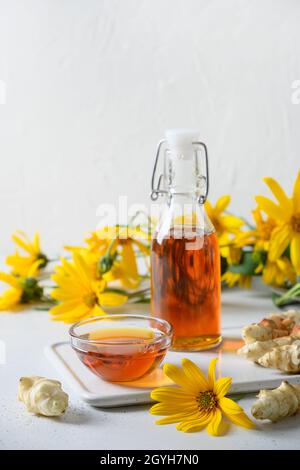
[74,327,168,382]
[151,230,221,350]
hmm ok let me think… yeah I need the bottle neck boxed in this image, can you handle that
[168,192,199,206]
[165,153,207,202]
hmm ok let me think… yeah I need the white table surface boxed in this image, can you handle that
[1,286,300,450]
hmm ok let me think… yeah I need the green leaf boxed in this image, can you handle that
[228,252,258,275]
[221,256,228,276]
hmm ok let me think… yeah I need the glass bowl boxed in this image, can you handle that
[69,314,173,382]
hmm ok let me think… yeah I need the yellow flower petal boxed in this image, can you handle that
[33,232,41,253]
[181,358,209,391]
[51,288,76,301]
[214,377,232,398]
[163,363,199,394]
[0,288,22,310]
[255,196,287,221]
[215,195,231,215]
[290,234,300,275]
[221,214,244,230]
[12,233,34,255]
[51,276,83,296]
[224,411,255,429]
[176,413,212,432]
[60,258,87,289]
[154,411,199,425]
[269,224,291,261]
[27,259,43,277]
[73,252,94,289]
[150,402,198,416]
[0,272,20,288]
[264,177,293,216]
[51,304,91,323]
[121,242,139,281]
[50,300,81,315]
[292,171,300,212]
[151,387,194,403]
[91,304,106,316]
[207,357,218,389]
[206,408,223,436]
[218,396,245,414]
[98,291,128,307]
[204,200,213,219]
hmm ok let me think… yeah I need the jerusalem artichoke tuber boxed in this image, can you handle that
[237,336,296,362]
[257,343,300,372]
[242,310,300,344]
[18,376,69,416]
[251,381,300,422]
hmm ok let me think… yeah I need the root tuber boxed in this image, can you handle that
[257,343,300,373]
[251,381,300,422]
[242,310,300,344]
[237,336,296,362]
[18,376,69,417]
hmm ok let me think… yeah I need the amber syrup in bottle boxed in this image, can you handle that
[151,229,221,350]
[150,129,221,351]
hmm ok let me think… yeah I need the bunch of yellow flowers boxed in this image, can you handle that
[219,172,300,294]
[0,173,299,320]
[0,223,151,321]
[50,225,151,323]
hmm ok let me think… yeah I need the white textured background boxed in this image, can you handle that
[0,0,300,255]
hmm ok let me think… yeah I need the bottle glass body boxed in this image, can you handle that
[151,195,221,351]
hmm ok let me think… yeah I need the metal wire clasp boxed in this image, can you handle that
[150,139,209,204]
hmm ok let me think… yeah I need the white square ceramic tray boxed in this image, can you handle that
[45,326,300,407]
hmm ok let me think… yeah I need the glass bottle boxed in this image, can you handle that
[150,129,221,351]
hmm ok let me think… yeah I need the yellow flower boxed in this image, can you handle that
[205,195,244,238]
[50,252,128,323]
[68,226,150,289]
[150,358,254,436]
[85,229,111,255]
[0,273,23,310]
[0,263,43,311]
[64,246,101,279]
[218,232,243,265]
[255,172,300,273]
[6,231,48,276]
[251,208,277,251]
[234,209,277,252]
[222,271,252,288]
[98,226,150,288]
[263,257,296,287]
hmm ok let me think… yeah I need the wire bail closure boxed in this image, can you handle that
[150,139,209,204]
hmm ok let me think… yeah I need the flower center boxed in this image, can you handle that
[197,391,217,411]
[37,252,48,268]
[84,292,97,308]
[291,213,300,233]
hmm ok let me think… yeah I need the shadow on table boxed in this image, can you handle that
[256,413,300,433]
[59,405,92,425]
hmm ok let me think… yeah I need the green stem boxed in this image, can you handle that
[275,282,300,306]
[104,287,150,299]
